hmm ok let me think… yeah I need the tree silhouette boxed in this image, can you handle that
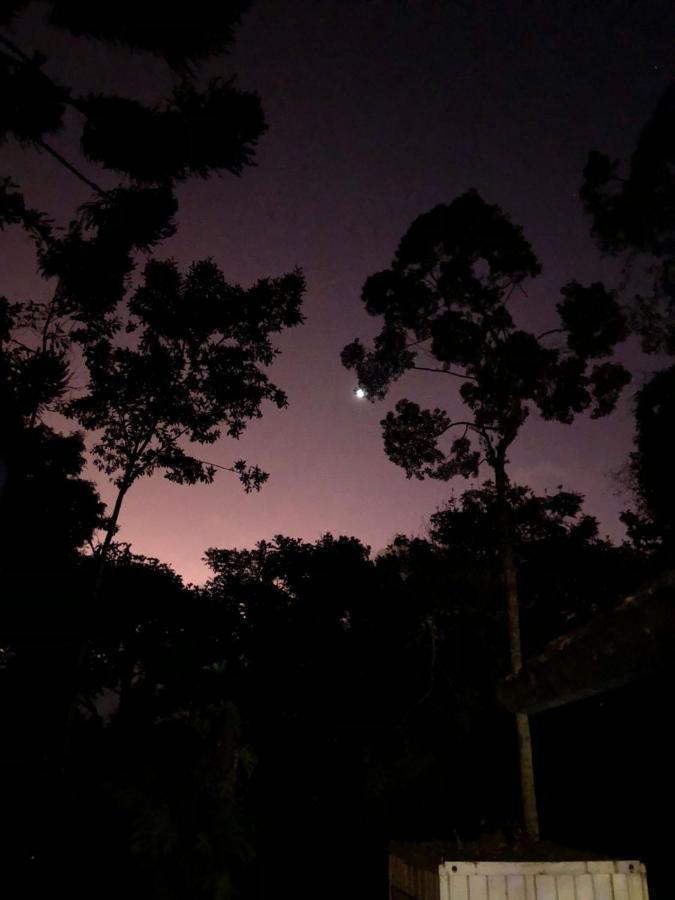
[110,699,253,900]
[581,81,675,355]
[0,1,298,567]
[1,7,307,807]
[581,80,675,557]
[0,0,266,427]
[428,483,643,654]
[0,298,104,570]
[1,2,264,189]
[9,546,256,900]
[196,514,640,892]
[66,258,304,580]
[620,365,675,556]
[341,190,630,840]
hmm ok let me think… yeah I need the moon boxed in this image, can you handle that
[354,387,366,399]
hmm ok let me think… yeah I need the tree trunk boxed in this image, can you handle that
[63,480,129,764]
[94,480,129,595]
[28,283,62,430]
[494,459,540,842]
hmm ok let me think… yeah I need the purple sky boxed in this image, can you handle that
[3,0,675,583]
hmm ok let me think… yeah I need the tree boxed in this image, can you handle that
[0,0,267,428]
[0,298,104,571]
[581,80,675,555]
[0,9,306,893]
[66,258,304,581]
[428,483,644,654]
[109,699,254,900]
[341,190,630,840]
[0,2,304,574]
[1,2,264,195]
[620,365,675,556]
[9,546,257,900]
[0,0,277,582]
[581,81,675,355]
[202,534,389,899]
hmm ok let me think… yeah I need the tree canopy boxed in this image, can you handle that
[0,0,268,434]
[581,81,675,355]
[66,258,304,566]
[581,79,675,557]
[342,190,629,487]
[341,189,631,841]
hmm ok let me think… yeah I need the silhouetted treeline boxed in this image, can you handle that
[0,480,654,897]
[2,1,675,898]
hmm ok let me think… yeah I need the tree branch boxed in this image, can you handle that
[411,365,476,381]
[0,33,90,119]
[192,457,241,474]
[0,37,108,196]
[34,138,108,197]
[0,33,39,68]
[404,337,430,350]
[503,279,518,303]
[447,420,480,431]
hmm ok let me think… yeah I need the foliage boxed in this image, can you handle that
[581,80,675,554]
[1,4,305,556]
[79,81,264,182]
[0,549,254,899]
[65,259,304,512]
[620,365,675,555]
[342,190,632,840]
[0,2,264,177]
[0,497,645,895]
[45,0,252,69]
[0,9,305,894]
[109,700,253,900]
[0,300,104,570]
[581,82,675,354]
[342,191,630,484]
[428,483,643,653]
[0,0,267,421]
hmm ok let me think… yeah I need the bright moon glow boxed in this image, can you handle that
[354,387,366,399]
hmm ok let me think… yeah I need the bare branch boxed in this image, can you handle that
[0,33,89,119]
[34,138,108,197]
[412,364,477,381]
[447,420,480,431]
[404,337,430,350]
[0,33,39,67]
[192,457,242,475]
[537,328,566,340]
[0,38,108,197]
[503,279,518,303]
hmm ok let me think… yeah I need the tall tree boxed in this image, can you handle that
[341,190,630,840]
[66,257,304,582]
[428,483,643,654]
[1,1,305,576]
[581,79,675,556]
[620,365,675,556]
[581,81,675,356]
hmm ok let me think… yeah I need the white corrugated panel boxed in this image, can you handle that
[439,862,648,900]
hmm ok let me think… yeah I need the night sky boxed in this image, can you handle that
[3,0,675,583]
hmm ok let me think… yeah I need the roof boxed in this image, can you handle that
[390,840,611,873]
[498,571,675,714]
